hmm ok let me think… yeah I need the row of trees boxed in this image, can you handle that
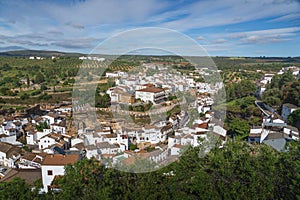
[1,141,300,199]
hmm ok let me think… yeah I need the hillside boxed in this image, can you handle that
[0,50,84,58]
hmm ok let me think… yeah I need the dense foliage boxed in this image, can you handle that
[225,80,257,101]
[263,71,300,107]
[287,109,300,129]
[1,141,300,199]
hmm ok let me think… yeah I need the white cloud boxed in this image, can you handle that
[229,27,300,44]
[47,0,167,26]
[161,0,300,30]
[0,0,299,55]
[268,13,300,22]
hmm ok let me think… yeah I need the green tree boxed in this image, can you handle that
[287,109,300,130]
[0,63,12,71]
[53,158,116,199]
[40,84,48,91]
[0,87,10,95]
[129,143,137,151]
[228,118,250,140]
[95,94,111,108]
[237,96,256,109]
[282,81,300,107]
[35,72,45,84]
[20,93,30,100]
[278,70,296,89]
[0,178,33,199]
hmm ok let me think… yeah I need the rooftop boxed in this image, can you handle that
[0,142,21,157]
[42,154,79,166]
[0,169,41,185]
[136,87,164,93]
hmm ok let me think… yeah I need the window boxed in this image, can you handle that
[47,170,53,175]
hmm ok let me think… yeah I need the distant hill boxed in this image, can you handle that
[0,50,85,57]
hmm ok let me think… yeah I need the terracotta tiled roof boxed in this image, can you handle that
[0,142,21,157]
[136,87,164,93]
[173,144,184,149]
[0,169,41,185]
[42,154,79,166]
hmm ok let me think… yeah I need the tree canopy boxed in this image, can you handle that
[2,141,300,199]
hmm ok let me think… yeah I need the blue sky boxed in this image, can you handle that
[0,0,299,56]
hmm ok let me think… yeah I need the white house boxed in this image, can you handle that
[41,154,79,192]
[135,126,168,145]
[0,142,21,168]
[18,153,44,169]
[148,148,168,163]
[170,144,184,156]
[256,86,266,99]
[0,134,22,146]
[42,113,61,125]
[281,103,299,121]
[106,71,128,78]
[26,129,52,145]
[54,106,72,113]
[260,74,274,85]
[96,142,120,157]
[0,120,21,136]
[283,126,299,140]
[116,133,129,151]
[50,122,66,134]
[38,132,68,151]
[135,87,167,104]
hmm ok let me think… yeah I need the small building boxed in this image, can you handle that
[248,127,262,143]
[38,132,69,151]
[18,152,45,169]
[0,142,21,168]
[41,154,80,193]
[170,144,184,156]
[135,87,167,104]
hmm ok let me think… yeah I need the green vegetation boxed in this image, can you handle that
[109,60,138,71]
[0,178,35,199]
[129,143,138,151]
[2,141,300,199]
[0,57,80,105]
[166,105,181,117]
[225,80,257,101]
[131,115,151,125]
[95,94,111,108]
[263,71,300,107]
[225,96,261,139]
[287,109,300,129]
[128,102,153,112]
[97,79,116,93]
[35,121,50,131]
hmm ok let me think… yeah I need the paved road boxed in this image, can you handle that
[255,101,272,117]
